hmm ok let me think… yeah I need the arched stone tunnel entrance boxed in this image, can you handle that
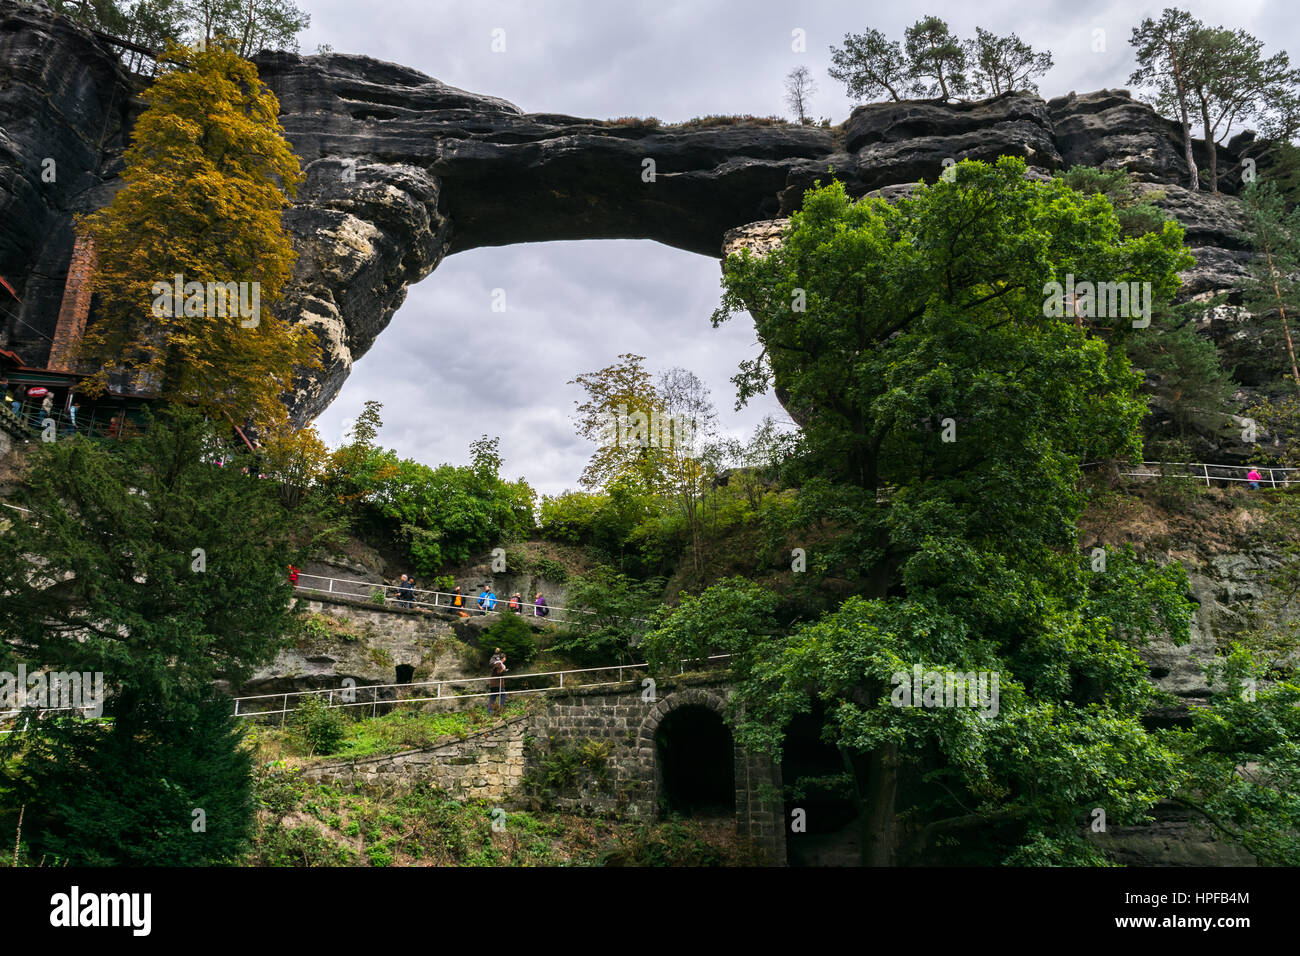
[634,687,784,861]
[653,703,736,817]
[504,680,789,862]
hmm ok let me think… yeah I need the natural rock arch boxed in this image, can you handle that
[0,0,1270,428]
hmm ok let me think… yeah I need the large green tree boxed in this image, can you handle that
[903,16,967,101]
[829,19,1052,105]
[1059,165,1233,438]
[1184,24,1298,193]
[828,27,909,103]
[966,27,1053,98]
[0,407,299,864]
[666,160,1201,864]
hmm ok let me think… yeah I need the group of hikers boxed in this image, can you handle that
[335,571,554,618]
[3,381,131,437]
[282,565,537,715]
[286,566,556,619]
[442,582,550,618]
[4,384,53,421]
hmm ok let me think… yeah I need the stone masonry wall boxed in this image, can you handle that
[294,675,788,865]
[47,234,95,371]
[524,676,787,865]
[297,715,527,802]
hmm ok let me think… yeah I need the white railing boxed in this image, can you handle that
[1112,461,1298,488]
[230,654,733,722]
[291,572,643,624]
[0,655,734,733]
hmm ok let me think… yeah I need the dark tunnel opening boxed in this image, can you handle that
[781,705,860,866]
[655,705,735,818]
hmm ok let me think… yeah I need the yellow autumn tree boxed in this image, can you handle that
[78,40,317,428]
[259,419,330,508]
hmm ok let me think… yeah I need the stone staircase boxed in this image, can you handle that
[0,403,30,444]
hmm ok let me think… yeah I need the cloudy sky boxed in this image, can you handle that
[305,0,1295,497]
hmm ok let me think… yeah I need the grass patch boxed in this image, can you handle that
[245,769,762,867]
[294,611,363,648]
[247,700,531,763]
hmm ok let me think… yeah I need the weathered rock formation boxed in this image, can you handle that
[0,0,1282,432]
[0,1,135,360]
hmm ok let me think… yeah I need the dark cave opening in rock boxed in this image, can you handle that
[781,705,860,866]
[655,705,735,818]
[395,664,414,685]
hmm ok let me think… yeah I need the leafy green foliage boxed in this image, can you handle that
[966,26,1053,97]
[553,566,663,664]
[30,0,312,56]
[0,407,298,713]
[4,698,255,865]
[903,15,967,100]
[1058,166,1170,238]
[0,407,299,865]
[1057,165,1232,442]
[689,164,1201,863]
[246,773,760,867]
[828,27,909,102]
[829,17,1052,104]
[291,696,347,756]
[531,557,569,583]
[481,613,538,666]
[1172,646,1300,865]
[1082,545,1195,645]
[250,703,528,762]
[324,407,535,575]
[644,578,780,671]
[524,741,611,801]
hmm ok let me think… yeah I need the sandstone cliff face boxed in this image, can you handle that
[0,0,1280,428]
[1079,486,1295,706]
[0,0,133,362]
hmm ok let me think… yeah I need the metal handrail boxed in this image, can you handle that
[291,572,642,624]
[230,654,733,720]
[0,706,111,736]
[1,654,733,731]
[3,404,135,439]
[1113,461,1297,488]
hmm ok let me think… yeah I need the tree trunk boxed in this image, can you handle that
[1200,98,1218,193]
[1170,50,1199,191]
[1262,240,1300,391]
[849,744,898,865]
